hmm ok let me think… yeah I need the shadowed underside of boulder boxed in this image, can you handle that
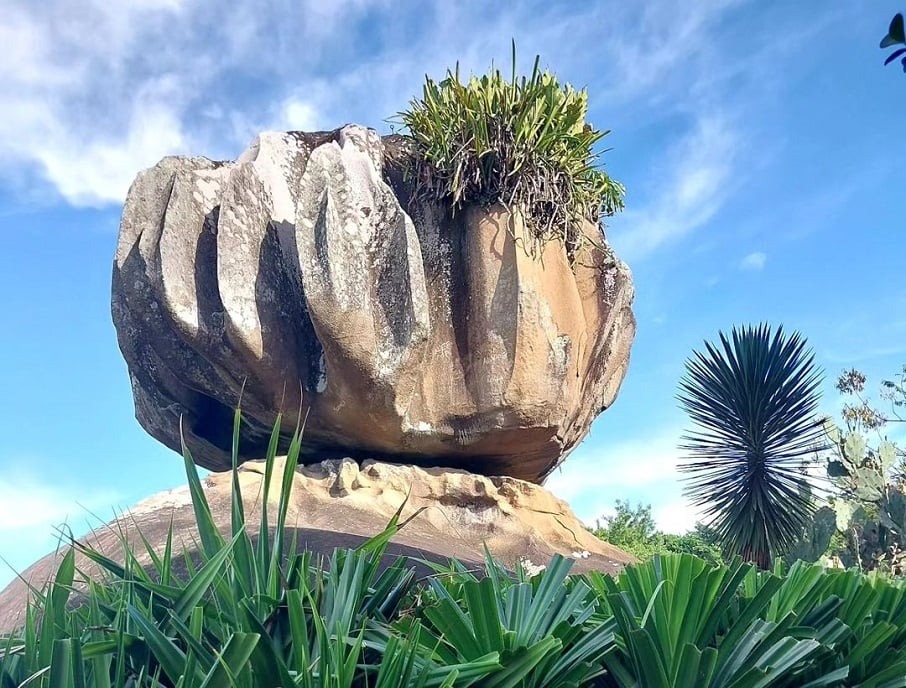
[0,458,634,634]
[112,125,635,483]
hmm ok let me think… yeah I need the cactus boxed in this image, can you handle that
[823,424,894,505]
[853,467,886,501]
[834,499,856,532]
[843,432,867,467]
[819,368,906,574]
[783,506,837,565]
[823,417,841,444]
[821,418,905,573]
[880,440,897,472]
[881,487,906,533]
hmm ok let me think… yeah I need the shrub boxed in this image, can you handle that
[5,411,906,686]
[591,500,725,566]
[589,555,906,687]
[397,46,625,259]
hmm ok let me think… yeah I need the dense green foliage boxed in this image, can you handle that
[398,48,624,258]
[591,501,724,566]
[677,324,825,568]
[813,367,906,574]
[5,413,906,686]
[592,555,906,687]
[882,13,906,71]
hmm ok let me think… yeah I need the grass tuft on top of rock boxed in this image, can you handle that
[397,46,624,259]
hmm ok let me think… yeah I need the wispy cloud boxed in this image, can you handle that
[593,0,747,105]
[739,251,767,271]
[0,474,118,533]
[823,344,906,366]
[546,426,695,530]
[611,116,739,262]
[0,0,748,209]
[818,307,906,365]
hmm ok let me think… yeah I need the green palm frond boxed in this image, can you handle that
[678,324,825,568]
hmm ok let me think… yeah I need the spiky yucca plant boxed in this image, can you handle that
[398,45,624,259]
[678,324,825,569]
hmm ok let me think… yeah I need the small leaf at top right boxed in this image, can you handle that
[880,13,905,48]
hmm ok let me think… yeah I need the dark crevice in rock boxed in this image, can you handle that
[375,211,414,349]
[269,219,325,399]
[447,210,474,400]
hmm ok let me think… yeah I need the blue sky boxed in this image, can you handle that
[1,0,905,587]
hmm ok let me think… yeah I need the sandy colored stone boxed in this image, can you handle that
[112,125,635,482]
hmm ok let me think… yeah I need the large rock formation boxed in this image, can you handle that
[0,458,634,634]
[112,125,635,482]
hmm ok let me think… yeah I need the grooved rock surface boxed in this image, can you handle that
[112,125,635,482]
[0,459,634,634]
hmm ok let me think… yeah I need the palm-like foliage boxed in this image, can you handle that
[677,324,825,568]
[881,13,906,72]
[13,403,906,686]
[0,408,616,687]
[6,444,906,688]
[589,554,906,688]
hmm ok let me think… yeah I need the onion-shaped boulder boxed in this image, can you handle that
[112,125,635,482]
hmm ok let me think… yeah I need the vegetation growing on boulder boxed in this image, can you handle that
[398,47,624,259]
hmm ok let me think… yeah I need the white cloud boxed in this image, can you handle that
[36,100,187,206]
[278,99,323,132]
[0,476,118,533]
[0,0,389,206]
[0,0,749,208]
[652,500,706,535]
[573,496,703,536]
[545,425,711,535]
[610,116,738,262]
[546,433,679,500]
[0,1,193,206]
[739,251,767,271]
[546,427,687,512]
[0,473,122,587]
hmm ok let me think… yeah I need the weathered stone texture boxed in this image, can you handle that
[112,125,635,482]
